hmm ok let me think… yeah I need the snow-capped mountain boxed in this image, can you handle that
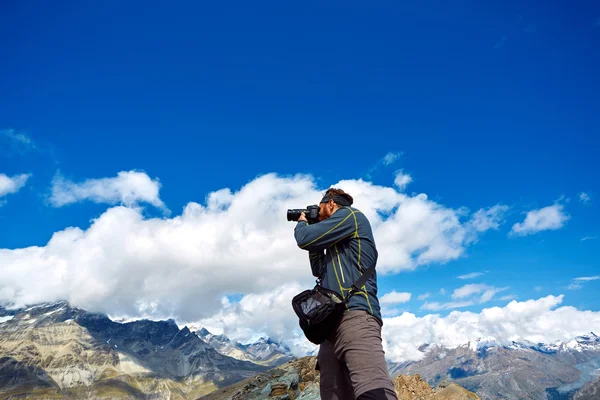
[196,328,294,367]
[388,333,600,400]
[534,332,600,354]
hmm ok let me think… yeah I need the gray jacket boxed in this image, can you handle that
[294,206,383,323]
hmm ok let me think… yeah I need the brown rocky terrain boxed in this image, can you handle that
[198,356,480,400]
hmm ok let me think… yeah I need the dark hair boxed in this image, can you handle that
[324,187,354,206]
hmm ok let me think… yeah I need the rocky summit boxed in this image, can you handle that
[197,356,481,400]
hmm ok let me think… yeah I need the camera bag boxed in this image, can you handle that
[291,264,376,345]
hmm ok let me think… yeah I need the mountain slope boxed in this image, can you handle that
[573,376,600,400]
[388,334,600,400]
[0,301,267,398]
[197,328,294,367]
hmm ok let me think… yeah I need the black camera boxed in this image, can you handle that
[287,204,320,224]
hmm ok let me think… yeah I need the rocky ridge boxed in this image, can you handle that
[198,356,480,400]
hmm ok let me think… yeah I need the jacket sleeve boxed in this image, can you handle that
[294,207,356,252]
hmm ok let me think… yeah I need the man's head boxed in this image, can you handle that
[318,188,354,221]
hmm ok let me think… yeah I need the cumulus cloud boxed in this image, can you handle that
[380,290,411,305]
[0,172,530,350]
[457,272,485,280]
[182,283,317,356]
[417,293,430,301]
[383,295,600,362]
[393,170,412,191]
[0,173,31,204]
[49,170,166,209]
[579,192,591,205]
[510,203,570,236]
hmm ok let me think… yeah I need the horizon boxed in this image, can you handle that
[1,1,599,363]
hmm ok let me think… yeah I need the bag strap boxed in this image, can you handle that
[344,265,376,302]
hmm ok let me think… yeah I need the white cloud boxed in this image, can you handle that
[452,283,489,299]
[184,283,318,356]
[0,173,31,204]
[579,192,591,205]
[49,170,166,209]
[510,203,570,236]
[457,272,484,280]
[535,286,543,292]
[467,205,509,232]
[446,283,508,306]
[480,287,508,303]
[383,152,401,165]
[364,152,403,178]
[568,282,583,290]
[1,129,38,153]
[421,300,474,311]
[439,288,446,295]
[417,293,430,301]
[567,276,600,291]
[380,290,411,305]
[574,276,600,281]
[381,306,404,318]
[393,170,412,191]
[0,172,523,348]
[581,236,598,241]
[383,295,600,362]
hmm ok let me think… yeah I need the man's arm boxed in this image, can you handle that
[294,207,356,252]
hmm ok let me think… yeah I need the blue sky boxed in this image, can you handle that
[1,1,599,353]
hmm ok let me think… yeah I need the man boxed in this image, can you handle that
[294,187,398,400]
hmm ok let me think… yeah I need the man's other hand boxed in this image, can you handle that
[298,212,308,222]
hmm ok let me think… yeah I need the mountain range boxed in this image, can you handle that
[0,301,273,398]
[1,300,598,399]
[195,328,294,367]
[388,333,600,400]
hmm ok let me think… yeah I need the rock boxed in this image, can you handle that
[393,373,443,400]
[269,382,288,396]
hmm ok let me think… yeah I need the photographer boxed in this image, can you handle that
[294,188,398,400]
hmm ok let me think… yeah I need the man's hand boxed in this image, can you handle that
[298,212,308,223]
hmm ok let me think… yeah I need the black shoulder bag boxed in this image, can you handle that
[291,265,376,345]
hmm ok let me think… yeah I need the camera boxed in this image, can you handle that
[287,204,320,224]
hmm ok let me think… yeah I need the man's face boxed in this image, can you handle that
[318,200,335,221]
